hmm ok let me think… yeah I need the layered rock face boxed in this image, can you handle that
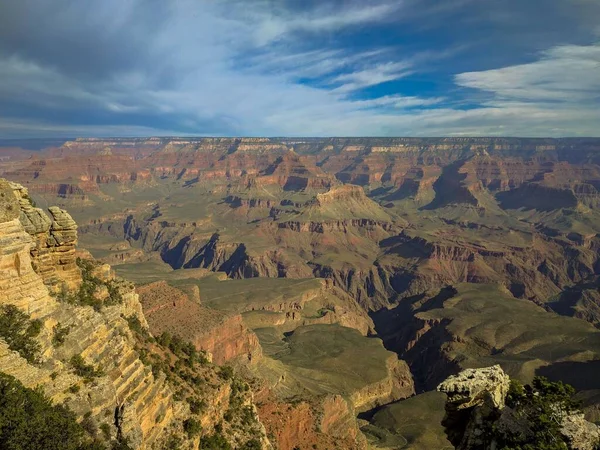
[138,281,261,365]
[12,182,82,292]
[0,180,55,316]
[0,180,181,448]
[4,137,599,202]
[438,366,600,450]
[0,178,270,449]
[24,137,597,317]
[255,394,368,450]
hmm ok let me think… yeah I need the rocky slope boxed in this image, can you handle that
[0,178,271,449]
[137,281,261,365]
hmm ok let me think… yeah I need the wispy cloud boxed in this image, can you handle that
[456,44,600,103]
[352,95,445,109]
[332,62,414,92]
[246,2,403,45]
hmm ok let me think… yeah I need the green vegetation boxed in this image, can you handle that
[100,423,111,440]
[219,365,234,380]
[0,372,105,450]
[163,434,182,450]
[241,439,262,450]
[187,397,207,415]
[183,418,202,438]
[200,432,232,450]
[56,258,123,311]
[490,377,582,450]
[52,322,71,347]
[70,354,104,381]
[156,331,209,366]
[123,314,149,338]
[0,304,42,363]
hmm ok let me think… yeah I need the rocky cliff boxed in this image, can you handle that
[11,182,82,292]
[0,178,271,449]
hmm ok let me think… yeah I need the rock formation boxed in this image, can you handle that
[138,281,261,365]
[7,137,599,315]
[438,366,600,450]
[438,366,510,449]
[11,182,81,292]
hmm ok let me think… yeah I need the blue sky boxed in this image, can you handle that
[0,0,599,137]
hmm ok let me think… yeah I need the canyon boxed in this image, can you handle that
[1,137,600,449]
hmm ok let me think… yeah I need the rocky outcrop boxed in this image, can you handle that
[11,182,81,292]
[438,366,510,449]
[0,181,56,317]
[438,366,600,450]
[256,150,334,191]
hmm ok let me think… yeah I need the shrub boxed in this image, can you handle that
[124,315,148,338]
[187,397,207,415]
[99,423,112,440]
[70,354,103,380]
[168,334,185,356]
[104,281,123,307]
[81,415,98,436]
[219,366,234,381]
[52,322,71,347]
[242,439,262,450]
[183,418,202,438]
[491,377,582,450]
[0,304,42,363]
[240,406,255,427]
[164,434,182,450]
[157,331,172,347]
[0,372,103,450]
[200,432,232,450]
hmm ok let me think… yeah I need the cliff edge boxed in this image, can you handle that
[0,178,271,449]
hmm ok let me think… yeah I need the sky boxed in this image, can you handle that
[0,0,599,138]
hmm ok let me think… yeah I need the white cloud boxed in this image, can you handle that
[456,44,600,103]
[332,62,414,92]
[0,1,599,137]
[352,94,444,108]
[248,2,403,45]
